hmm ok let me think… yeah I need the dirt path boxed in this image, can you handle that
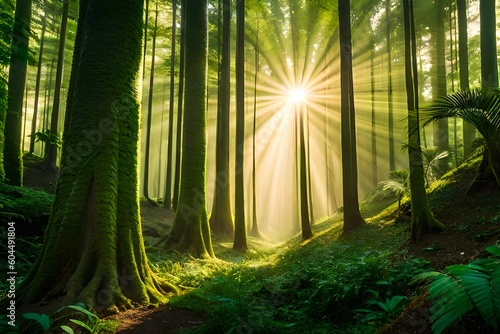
[111,306,204,333]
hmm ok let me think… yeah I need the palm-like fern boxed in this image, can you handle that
[378,170,410,208]
[422,88,500,186]
[421,147,449,187]
[415,244,500,334]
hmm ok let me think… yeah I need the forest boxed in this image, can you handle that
[0,0,499,333]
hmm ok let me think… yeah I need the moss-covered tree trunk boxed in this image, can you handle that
[158,0,214,258]
[45,0,69,173]
[3,0,31,186]
[163,0,176,210]
[403,0,446,242]
[480,0,498,89]
[233,0,248,251]
[210,0,234,238]
[172,0,186,211]
[15,0,175,313]
[0,1,14,182]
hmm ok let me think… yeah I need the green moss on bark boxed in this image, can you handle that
[13,0,175,313]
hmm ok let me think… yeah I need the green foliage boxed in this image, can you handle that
[32,129,62,148]
[378,170,410,207]
[169,221,429,333]
[415,244,500,334]
[355,295,406,324]
[421,147,449,186]
[0,303,104,334]
[0,182,54,218]
[422,88,500,142]
[23,303,100,334]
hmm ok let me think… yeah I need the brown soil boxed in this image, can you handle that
[110,305,204,334]
[380,167,500,333]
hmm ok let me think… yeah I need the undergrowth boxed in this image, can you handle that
[164,216,431,333]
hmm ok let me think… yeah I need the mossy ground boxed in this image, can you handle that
[1,152,498,333]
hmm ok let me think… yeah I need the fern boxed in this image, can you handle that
[415,244,500,334]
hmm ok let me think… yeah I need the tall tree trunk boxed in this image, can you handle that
[457,0,475,158]
[22,85,28,152]
[233,0,248,251]
[370,26,378,186]
[210,0,234,237]
[403,0,445,243]
[172,0,186,211]
[338,0,365,234]
[298,104,312,239]
[163,0,177,209]
[46,0,69,173]
[29,12,46,154]
[158,0,214,258]
[144,5,158,206]
[386,0,395,171]
[15,0,175,312]
[4,0,32,186]
[480,0,498,88]
[250,31,261,238]
[0,3,13,181]
[142,0,149,80]
[42,55,56,156]
[432,0,449,172]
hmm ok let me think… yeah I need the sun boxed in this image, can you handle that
[288,87,306,104]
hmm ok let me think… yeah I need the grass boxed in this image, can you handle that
[145,201,431,334]
[0,148,494,333]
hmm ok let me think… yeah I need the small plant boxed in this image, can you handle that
[355,295,406,324]
[421,147,449,187]
[20,303,100,333]
[32,129,62,148]
[415,244,500,334]
[378,170,409,208]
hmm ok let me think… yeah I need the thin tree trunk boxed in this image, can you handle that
[386,0,395,171]
[46,0,69,173]
[4,0,32,186]
[432,0,449,172]
[144,5,158,206]
[370,26,378,186]
[43,54,56,158]
[457,0,475,158]
[298,104,312,239]
[142,0,149,80]
[163,0,177,209]
[172,0,186,211]
[250,33,261,238]
[22,85,28,152]
[30,12,46,154]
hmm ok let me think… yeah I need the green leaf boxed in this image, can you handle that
[22,313,51,330]
[69,318,93,332]
[486,245,500,257]
[66,305,99,321]
[60,325,75,334]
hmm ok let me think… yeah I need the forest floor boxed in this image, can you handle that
[17,153,500,333]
